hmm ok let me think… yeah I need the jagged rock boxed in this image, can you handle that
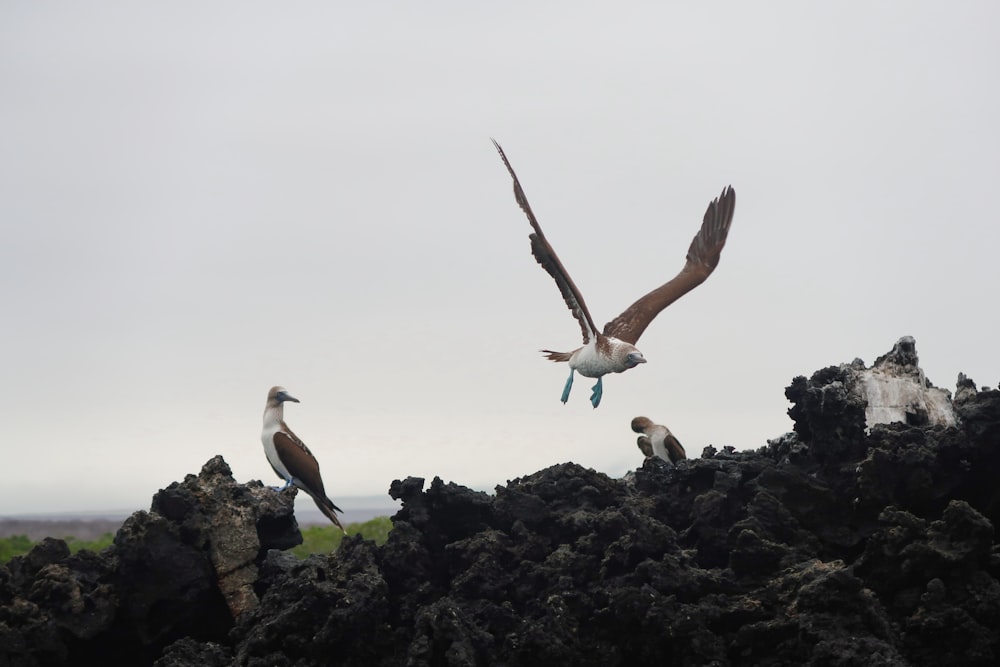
[0,455,302,666]
[786,362,869,464]
[787,337,957,451]
[863,336,957,428]
[2,338,999,665]
[148,455,301,618]
[154,638,233,667]
[954,373,1000,441]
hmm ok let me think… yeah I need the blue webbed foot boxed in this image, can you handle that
[272,479,292,492]
[560,369,575,404]
[589,377,603,408]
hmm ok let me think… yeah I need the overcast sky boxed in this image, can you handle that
[2,2,998,516]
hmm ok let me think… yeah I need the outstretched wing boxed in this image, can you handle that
[492,139,600,344]
[603,186,735,344]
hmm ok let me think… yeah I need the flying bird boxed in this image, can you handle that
[491,139,736,407]
[631,416,687,465]
[261,386,345,532]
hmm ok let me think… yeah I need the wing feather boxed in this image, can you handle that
[603,186,736,344]
[273,428,343,514]
[492,139,599,344]
[663,433,687,463]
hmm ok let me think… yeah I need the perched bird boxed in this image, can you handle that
[631,416,687,465]
[492,139,736,407]
[261,386,345,532]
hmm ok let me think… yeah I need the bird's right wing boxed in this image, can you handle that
[273,428,338,508]
[492,139,600,344]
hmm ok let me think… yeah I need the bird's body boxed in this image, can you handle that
[632,416,686,465]
[546,336,641,378]
[545,337,645,404]
[261,386,345,532]
[492,139,736,407]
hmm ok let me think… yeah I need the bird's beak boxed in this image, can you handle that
[284,394,300,403]
[636,357,647,364]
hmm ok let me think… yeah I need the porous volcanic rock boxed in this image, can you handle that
[2,339,999,666]
[1,456,301,666]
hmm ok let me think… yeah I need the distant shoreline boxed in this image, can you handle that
[0,505,398,542]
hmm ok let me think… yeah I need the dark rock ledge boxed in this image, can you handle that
[2,338,999,666]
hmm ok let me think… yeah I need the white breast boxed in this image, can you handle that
[569,338,631,377]
[648,427,672,463]
[261,415,290,480]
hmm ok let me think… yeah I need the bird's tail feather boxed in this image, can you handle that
[541,349,572,362]
[310,494,346,534]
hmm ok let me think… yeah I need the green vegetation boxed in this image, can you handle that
[67,533,115,554]
[0,517,392,563]
[0,535,34,563]
[291,516,393,558]
[0,533,115,563]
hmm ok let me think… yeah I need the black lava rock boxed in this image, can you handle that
[3,340,999,666]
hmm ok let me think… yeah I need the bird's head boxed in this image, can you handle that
[624,350,647,368]
[267,386,300,405]
[631,416,654,433]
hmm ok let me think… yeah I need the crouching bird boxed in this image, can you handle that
[261,386,345,532]
[492,139,736,408]
[631,416,687,465]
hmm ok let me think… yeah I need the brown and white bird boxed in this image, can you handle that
[631,416,687,465]
[492,139,736,407]
[261,386,345,532]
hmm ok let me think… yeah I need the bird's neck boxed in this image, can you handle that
[263,403,284,427]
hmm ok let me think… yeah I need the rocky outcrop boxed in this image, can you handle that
[850,336,955,429]
[0,457,301,666]
[2,339,999,666]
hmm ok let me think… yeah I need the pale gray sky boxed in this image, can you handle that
[2,2,998,515]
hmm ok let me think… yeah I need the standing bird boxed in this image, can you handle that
[261,386,345,532]
[492,139,736,407]
[631,416,687,465]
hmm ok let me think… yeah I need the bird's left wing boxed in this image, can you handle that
[603,186,735,345]
[663,432,686,462]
